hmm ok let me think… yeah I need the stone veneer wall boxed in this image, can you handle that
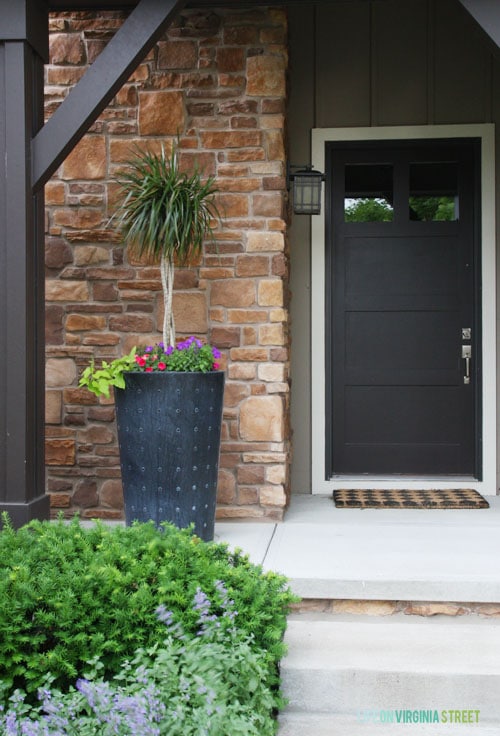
[45,7,290,521]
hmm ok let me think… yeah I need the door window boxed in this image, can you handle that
[344,163,394,222]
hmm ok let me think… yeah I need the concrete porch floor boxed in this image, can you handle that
[214,494,500,602]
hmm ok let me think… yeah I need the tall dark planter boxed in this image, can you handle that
[114,371,225,541]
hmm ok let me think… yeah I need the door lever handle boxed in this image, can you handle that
[462,345,471,384]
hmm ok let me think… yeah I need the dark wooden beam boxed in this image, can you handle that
[32,0,187,191]
[0,0,50,526]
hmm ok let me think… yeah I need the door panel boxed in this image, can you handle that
[326,141,480,477]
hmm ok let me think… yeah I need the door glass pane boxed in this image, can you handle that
[409,162,458,221]
[344,164,393,222]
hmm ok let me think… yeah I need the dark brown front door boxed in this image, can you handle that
[326,140,480,477]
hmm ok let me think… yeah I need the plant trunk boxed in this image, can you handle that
[161,254,175,347]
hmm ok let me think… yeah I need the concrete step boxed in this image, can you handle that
[280,614,500,724]
[278,712,500,735]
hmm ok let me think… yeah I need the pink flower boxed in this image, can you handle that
[213,362,219,370]
[136,356,146,367]
[158,362,166,371]
[145,366,153,373]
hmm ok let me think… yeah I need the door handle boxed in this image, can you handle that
[462,345,471,385]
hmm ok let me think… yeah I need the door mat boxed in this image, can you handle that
[333,488,489,509]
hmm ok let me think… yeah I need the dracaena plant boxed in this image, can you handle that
[113,145,219,348]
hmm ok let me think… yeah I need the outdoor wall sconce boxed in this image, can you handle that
[287,164,326,215]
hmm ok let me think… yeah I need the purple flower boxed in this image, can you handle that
[212,347,221,359]
[166,345,174,356]
[145,346,153,353]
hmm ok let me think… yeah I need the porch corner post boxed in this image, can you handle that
[0,0,50,525]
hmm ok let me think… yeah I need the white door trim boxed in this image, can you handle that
[311,124,497,494]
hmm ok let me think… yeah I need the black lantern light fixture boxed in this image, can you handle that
[287,163,325,215]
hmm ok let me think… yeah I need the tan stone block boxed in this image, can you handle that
[258,279,283,307]
[228,364,256,380]
[247,232,284,252]
[216,193,249,218]
[45,181,65,205]
[259,324,285,345]
[331,600,398,616]
[62,136,106,180]
[74,246,110,266]
[109,138,165,165]
[291,600,332,614]
[66,315,106,332]
[237,487,259,505]
[46,358,77,387]
[265,130,285,162]
[266,382,289,394]
[270,308,287,322]
[247,55,286,97]
[100,479,124,509]
[53,208,103,229]
[46,391,62,424]
[240,396,284,441]
[139,91,185,135]
[217,178,261,193]
[224,382,250,407]
[169,292,208,334]
[266,464,286,484]
[228,309,267,324]
[83,333,120,346]
[201,131,262,149]
[199,267,234,280]
[260,484,286,506]
[215,506,264,519]
[226,149,266,163]
[46,439,76,466]
[230,347,267,362]
[252,193,283,217]
[211,279,255,308]
[46,281,89,302]
[403,602,467,617]
[241,326,256,346]
[235,255,269,277]
[47,66,86,86]
[243,452,287,464]
[217,469,236,504]
[258,363,285,382]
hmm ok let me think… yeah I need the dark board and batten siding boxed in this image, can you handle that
[288,0,500,492]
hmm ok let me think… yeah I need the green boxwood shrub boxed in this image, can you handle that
[0,515,295,704]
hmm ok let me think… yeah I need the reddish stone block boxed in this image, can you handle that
[73,480,98,508]
[46,439,76,466]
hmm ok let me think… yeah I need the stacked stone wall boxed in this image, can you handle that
[45,7,290,520]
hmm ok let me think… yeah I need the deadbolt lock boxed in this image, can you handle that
[462,327,472,340]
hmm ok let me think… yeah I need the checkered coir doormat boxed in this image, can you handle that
[333,488,489,509]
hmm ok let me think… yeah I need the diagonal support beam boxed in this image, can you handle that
[32,0,186,191]
[458,0,500,50]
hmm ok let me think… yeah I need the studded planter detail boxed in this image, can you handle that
[114,371,225,541]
